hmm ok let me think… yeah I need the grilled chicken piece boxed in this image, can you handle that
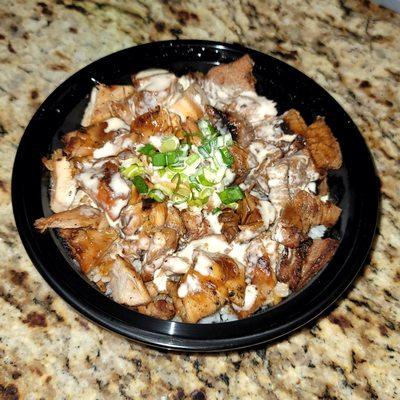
[42,149,77,213]
[276,246,303,290]
[59,227,117,273]
[63,122,116,160]
[181,210,211,240]
[121,203,146,238]
[130,107,181,143]
[230,144,252,184]
[237,192,263,225]
[218,208,240,243]
[34,206,102,233]
[206,54,256,92]
[283,109,307,136]
[206,105,255,148]
[170,83,205,121]
[165,206,186,236]
[275,190,341,248]
[302,117,342,171]
[108,256,151,306]
[76,161,130,221]
[265,150,319,211]
[298,238,339,288]
[82,84,135,127]
[145,227,179,264]
[137,300,175,320]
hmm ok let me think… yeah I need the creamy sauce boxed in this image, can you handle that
[233,284,258,311]
[177,274,201,298]
[309,225,327,239]
[135,69,176,92]
[257,200,276,228]
[204,212,222,234]
[109,173,130,197]
[162,256,190,274]
[193,253,214,276]
[233,91,277,123]
[228,242,249,266]
[153,268,168,292]
[177,235,231,261]
[104,117,130,133]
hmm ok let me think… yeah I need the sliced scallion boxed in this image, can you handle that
[218,186,244,204]
[132,176,149,194]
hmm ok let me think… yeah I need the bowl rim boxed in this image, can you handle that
[11,40,380,351]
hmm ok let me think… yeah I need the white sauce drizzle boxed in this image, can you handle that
[177,274,202,298]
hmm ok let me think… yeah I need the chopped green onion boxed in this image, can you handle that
[151,153,166,167]
[198,143,212,157]
[199,187,213,200]
[120,163,145,179]
[197,173,215,187]
[160,136,179,153]
[218,186,244,204]
[132,176,149,194]
[212,207,221,214]
[178,143,190,157]
[198,119,218,138]
[138,143,156,156]
[186,153,200,165]
[148,189,166,202]
[165,151,179,165]
[219,147,234,167]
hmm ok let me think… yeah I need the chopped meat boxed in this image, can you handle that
[181,210,211,240]
[130,107,181,143]
[43,149,77,213]
[265,150,319,210]
[64,122,116,160]
[298,238,339,288]
[121,203,146,238]
[302,118,342,171]
[218,208,240,243]
[206,105,255,148]
[82,84,135,126]
[165,206,186,236]
[170,83,206,121]
[59,227,117,273]
[230,144,253,184]
[145,227,178,264]
[275,190,341,248]
[108,256,151,306]
[137,300,175,320]
[277,246,303,290]
[34,206,102,233]
[283,109,307,136]
[237,192,263,225]
[206,54,256,91]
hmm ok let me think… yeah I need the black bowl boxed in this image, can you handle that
[12,40,379,352]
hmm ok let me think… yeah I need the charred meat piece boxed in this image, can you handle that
[230,144,252,184]
[283,109,307,136]
[34,206,103,233]
[42,149,77,213]
[206,54,256,92]
[275,190,341,248]
[237,192,263,225]
[298,238,339,288]
[165,206,186,236]
[206,105,255,148]
[63,122,115,160]
[130,107,181,143]
[277,246,304,290]
[108,256,151,306]
[218,208,240,243]
[302,117,342,171]
[59,227,117,273]
[137,300,176,320]
[181,210,211,240]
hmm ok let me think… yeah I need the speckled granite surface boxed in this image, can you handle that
[0,0,399,399]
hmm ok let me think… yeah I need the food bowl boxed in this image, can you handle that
[12,40,379,351]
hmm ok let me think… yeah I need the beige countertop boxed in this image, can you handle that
[0,0,399,399]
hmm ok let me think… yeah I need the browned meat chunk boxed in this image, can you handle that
[63,122,115,160]
[206,55,256,91]
[302,118,342,171]
[218,208,240,243]
[277,246,303,290]
[59,227,117,273]
[298,238,339,288]
[130,107,181,143]
[206,105,255,148]
[82,84,135,126]
[137,300,175,320]
[230,144,252,184]
[145,227,179,264]
[283,109,307,136]
[165,206,186,236]
[34,206,102,233]
[108,256,151,306]
[275,190,341,248]
[181,210,211,240]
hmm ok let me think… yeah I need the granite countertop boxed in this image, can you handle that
[0,1,399,399]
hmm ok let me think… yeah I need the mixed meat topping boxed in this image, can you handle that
[35,55,343,323]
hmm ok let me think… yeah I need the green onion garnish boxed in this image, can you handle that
[212,207,221,214]
[151,153,167,167]
[138,143,156,156]
[218,186,244,204]
[148,189,166,202]
[219,147,234,167]
[160,136,179,153]
[120,163,145,179]
[165,151,179,165]
[132,176,149,194]
[198,119,218,138]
